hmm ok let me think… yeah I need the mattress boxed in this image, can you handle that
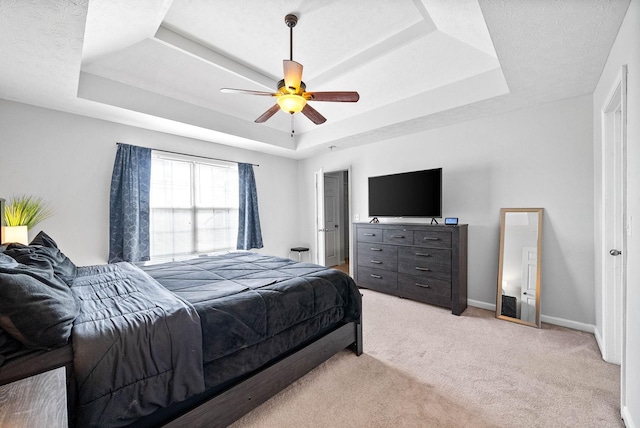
[140,252,362,388]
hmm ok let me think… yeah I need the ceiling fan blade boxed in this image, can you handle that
[306,91,360,102]
[301,104,327,125]
[283,60,303,93]
[255,104,281,123]
[220,88,278,96]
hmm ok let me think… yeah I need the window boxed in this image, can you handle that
[149,153,239,259]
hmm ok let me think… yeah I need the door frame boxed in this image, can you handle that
[314,168,325,266]
[314,167,352,273]
[323,171,343,267]
[599,65,628,405]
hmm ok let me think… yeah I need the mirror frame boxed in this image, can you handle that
[496,208,543,328]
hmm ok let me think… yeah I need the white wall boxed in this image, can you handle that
[0,99,299,265]
[0,89,597,326]
[298,95,595,325]
[593,0,640,425]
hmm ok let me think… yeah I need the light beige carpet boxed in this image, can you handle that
[231,289,621,428]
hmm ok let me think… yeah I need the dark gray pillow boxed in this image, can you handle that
[4,231,77,285]
[0,253,78,349]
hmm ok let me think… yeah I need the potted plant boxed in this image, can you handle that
[1,195,53,245]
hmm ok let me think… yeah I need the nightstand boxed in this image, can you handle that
[0,367,67,427]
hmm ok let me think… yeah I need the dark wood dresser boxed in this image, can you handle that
[353,222,468,315]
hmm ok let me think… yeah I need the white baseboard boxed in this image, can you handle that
[623,406,636,428]
[540,314,594,333]
[467,299,495,311]
[467,300,595,333]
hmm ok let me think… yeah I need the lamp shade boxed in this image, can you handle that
[1,226,29,245]
[277,94,306,114]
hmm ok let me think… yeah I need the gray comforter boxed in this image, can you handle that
[140,252,362,388]
[70,262,205,428]
[68,253,361,427]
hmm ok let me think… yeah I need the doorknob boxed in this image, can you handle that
[609,249,622,256]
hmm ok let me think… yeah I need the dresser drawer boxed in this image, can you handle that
[398,273,451,307]
[357,227,383,243]
[383,228,414,245]
[398,246,451,278]
[356,266,398,293]
[413,230,452,249]
[357,242,397,271]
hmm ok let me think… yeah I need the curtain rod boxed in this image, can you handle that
[116,143,259,167]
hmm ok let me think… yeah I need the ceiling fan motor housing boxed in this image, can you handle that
[277,79,306,94]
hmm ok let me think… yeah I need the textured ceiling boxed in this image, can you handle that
[0,0,631,159]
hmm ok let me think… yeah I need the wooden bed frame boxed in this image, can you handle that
[0,319,362,428]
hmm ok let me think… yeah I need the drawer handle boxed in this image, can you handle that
[423,237,439,241]
[415,267,431,272]
[391,235,405,238]
[370,274,382,279]
[415,252,431,257]
[415,283,431,288]
[370,260,382,264]
[370,248,382,251]
[364,233,376,236]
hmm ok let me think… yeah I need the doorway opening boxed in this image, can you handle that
[315,168,351,275]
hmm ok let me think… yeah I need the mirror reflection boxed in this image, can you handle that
[496,208,543,328]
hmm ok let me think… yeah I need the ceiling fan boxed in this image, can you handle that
[220,14,359,126]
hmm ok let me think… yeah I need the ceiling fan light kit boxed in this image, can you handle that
[220,13,359,126]
[277,94,306,113]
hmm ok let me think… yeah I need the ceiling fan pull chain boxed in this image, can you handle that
[290,114,295,137]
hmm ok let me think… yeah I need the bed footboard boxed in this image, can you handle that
[0,319,361,428]
[162,320,362,428]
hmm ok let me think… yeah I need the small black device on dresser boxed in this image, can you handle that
[353,222,468,315]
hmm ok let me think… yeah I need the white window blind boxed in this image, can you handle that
[149,153,239,259]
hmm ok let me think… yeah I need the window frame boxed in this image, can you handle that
[149,151,239,261]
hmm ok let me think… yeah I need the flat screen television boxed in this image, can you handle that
[368,168,442,218]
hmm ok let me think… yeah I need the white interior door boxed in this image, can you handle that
[520,247,537,324]
[324,173,340,267]
[315,168,326,266]
[601,68,627,366]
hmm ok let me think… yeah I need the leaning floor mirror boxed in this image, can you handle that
[496,208,543,328]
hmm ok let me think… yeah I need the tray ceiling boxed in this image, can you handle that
[0,0,630,158]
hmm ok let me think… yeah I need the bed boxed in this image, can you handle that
[0,232,362,427]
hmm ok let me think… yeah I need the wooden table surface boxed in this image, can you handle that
[0,366,67,427]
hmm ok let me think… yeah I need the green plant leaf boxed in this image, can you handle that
[3,195,54,228]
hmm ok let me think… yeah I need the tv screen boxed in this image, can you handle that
[368,168,442,218]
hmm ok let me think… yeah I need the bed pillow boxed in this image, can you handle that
[0,252,78,349]
[3,231,77,285]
